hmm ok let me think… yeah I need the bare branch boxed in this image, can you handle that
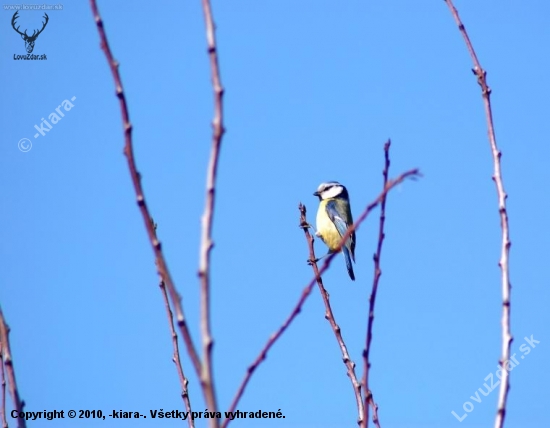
[89,0,201,378]
[0,308,26,428]
[0,338,8,428]
[303,209,364,426]
[224,168,420,427]
[198,0,226,425]
[362,140,392,428]
[443,2,513,427]
[159,280,194,428]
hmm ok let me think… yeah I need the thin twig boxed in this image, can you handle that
[198,0,225,425]
[302,211,364,426]
[0,340,8,428]
[0,308,26,428]
[362,140,392,428]
[223,169,420,427]
[444,3,513,428]
[159,280,194,428]
[89,0,202,379]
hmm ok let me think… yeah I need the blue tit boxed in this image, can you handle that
[313,181,356,281]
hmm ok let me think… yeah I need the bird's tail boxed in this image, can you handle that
[342,246,355,281]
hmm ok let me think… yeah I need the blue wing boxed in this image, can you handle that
[326,200,356,280]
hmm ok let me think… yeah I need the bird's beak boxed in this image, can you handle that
[313,191,320,197]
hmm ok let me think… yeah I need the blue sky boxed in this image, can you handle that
[1,1,549,427]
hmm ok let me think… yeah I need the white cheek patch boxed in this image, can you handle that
[322,185,343,199]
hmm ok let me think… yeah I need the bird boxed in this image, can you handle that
[313,181,356,280]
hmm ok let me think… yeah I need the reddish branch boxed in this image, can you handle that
[198,0,225,425]
[303,210,364,426]
[223,168,420,427]
[159,281,194,428]
[0,341,7,428]
[0,309,26,428]
[89,0,201,385]
[361,141,392,428]
[444,2,513,428]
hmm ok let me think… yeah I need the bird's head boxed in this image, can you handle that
[313,181,348,200]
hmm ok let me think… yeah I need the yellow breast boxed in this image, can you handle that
[316,199,342,252]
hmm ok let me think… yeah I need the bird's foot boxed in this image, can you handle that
[300,220,313,230]
[307,257,321,266]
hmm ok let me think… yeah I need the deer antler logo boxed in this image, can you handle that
[11,11,49,54]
